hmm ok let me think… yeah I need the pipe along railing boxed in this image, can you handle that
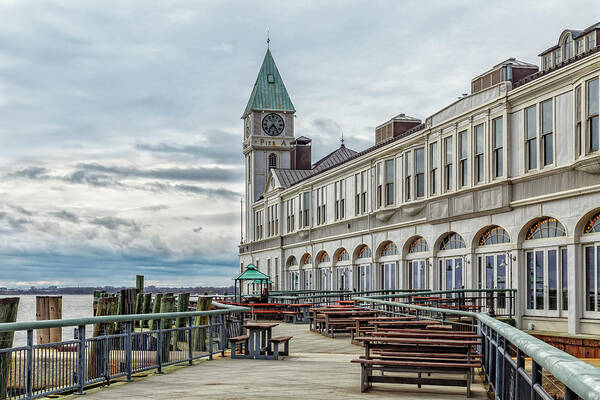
[0,302,249,400]
[270,288,516,318]
[355,296,600,400]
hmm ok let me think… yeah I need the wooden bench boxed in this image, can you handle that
[228,335,249,359]
[282,310,301,323]
[269,335,292,359]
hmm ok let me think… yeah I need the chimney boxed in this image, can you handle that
[291,136,312,170]
[375,114,421,145]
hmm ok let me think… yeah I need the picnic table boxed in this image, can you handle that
[243,322,278,359]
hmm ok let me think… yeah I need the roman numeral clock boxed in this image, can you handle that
[262,113,285,136]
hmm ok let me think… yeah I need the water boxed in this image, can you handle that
[0,294,93,347]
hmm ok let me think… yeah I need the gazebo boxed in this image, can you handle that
[233,264,271,302]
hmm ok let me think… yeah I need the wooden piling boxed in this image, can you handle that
[35,296,50,344]
[90,296,115,380]
[142,293,152,328]
[159,296,175,363]
[174,293,190,345]
[149,293,163,331]
[135,275,144,294]
[48,296,62,343]
[0,297,19,400]
[192,296,212,352]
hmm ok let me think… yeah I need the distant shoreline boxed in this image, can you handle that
[0,286,235,296]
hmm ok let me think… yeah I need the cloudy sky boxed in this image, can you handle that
[0,1,595,288]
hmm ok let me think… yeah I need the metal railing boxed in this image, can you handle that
[270,288,516,318]
[355,296,600,400]
[0,302,248,399]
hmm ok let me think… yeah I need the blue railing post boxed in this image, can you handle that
[564,386,577,400]
[220,314,226,356]
[26,329,33,399]
[76,324,86,395]
[156,319,163,374]
[531,361,542,400]
[208,315,214,360]
[187,316,193,365]
[515,349,524,400]
[125,321,132,382]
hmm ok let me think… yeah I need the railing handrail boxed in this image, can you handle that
[356,296,600,400]
[269,288,516,301]
[0,302,250,332]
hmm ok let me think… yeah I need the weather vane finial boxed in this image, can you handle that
[266,29,270,49]
[340,130,345,146]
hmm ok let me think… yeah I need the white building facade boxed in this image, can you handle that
[239,24,600,335]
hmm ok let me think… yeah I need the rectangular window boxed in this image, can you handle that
[554,49,561,65]
[267,204,278,236]
[404,151,412,200]
[458,131,468,187]
[525,106,537,170]
[541,99,553,166]
[576,85,583,156]
[430,142,438,195]
[444,137,452,191]
[354,173,360,215]
[376,162,382,209]
[576,39,585,55]
[361,171,367,214]
[334,179,345,220]
[255,210,264,240]
[384,159,394,205]
[587,78,599,153]
[316,187,326,225]
[492,117,503,178]
[415,148,424,198]
[588,33,596,51]
[561,247,568,311]
[543,54,552,70]
[585,246,595,311]
[474,124,484,183]
[286,198,295,233]
[300,192,310,228]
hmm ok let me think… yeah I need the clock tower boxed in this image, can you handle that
[242,48,296,234]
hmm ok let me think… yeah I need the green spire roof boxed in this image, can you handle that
[242,49,295,118]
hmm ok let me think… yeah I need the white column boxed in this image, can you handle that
[511,248,523,329]
[567,243,581,334]
[466,252,477,290]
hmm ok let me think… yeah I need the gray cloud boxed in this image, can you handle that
[50,210,80,223]
[193,227,203,233]
[9,167,49,180]
[90,216,140,232]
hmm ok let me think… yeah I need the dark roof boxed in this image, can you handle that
[538,22,600,55]
[312,145,358,172]
[515,45,600,89]
[272,169,313,189]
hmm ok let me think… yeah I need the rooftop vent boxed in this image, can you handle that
[471,58,538,94]
[375,114,421,145]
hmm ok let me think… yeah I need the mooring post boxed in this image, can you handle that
[187,316,193,365]
[125,321,133,382]
[156,319,163,374]
[76,324,86,395]
[26,330,33,398]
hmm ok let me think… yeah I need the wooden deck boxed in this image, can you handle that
[75,322,488,399]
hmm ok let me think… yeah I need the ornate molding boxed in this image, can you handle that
[574,157,600,175]
[375,208,396,222]
[403,203,426,216]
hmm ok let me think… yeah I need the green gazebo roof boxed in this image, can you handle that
[234,264,270,281]
[242,49,295,118]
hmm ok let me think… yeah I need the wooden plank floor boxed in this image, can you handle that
[76,322,488,399]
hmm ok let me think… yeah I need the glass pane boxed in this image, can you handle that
[445,137,452,162]
[384,264,389,290]
[528,138,537,169]
[460,131,468,158]
[588,78,599,116]
[445,259,453,290]
[477,155,484,182]
[405,152,411,174]
[478,257,483,289]
[591,116,599,152]
[430,142,438,165]
[587,246,596,311]
[494,118,503,148]
[413,262,419,289]
[536,250,544,310]
[497,255,506,289]
[544,133,553,165]
[417,174,424,197]
[419,261,426,289]
[541,100,553,134]
[548,249,557,310]
[562,248,568,311]
[475,125,484,153]
[486,256,494,289]
[526,107,536,138]
[527,252,534,309]
[385,159,394,183]
[496,148,503,177]
[391,264,396,289]
[455,258,463,289]
[415,149,424,173]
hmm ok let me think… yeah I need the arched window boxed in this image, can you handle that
[479,226,511,246]
[564,34,573,59]
[381,242,398,257]
[301,253,312,266]
[337,249,349,261]
[440,233,466,250]
[287,256,297,267]
[268,153,277,170]
[318,252,330,264]
[584,211,600,234]
[408,237,429,253]
[357,245,372,259]
[526,217,566,240]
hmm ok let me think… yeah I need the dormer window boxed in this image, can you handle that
[554,49,561,65]
[543,54,552,70]
[268,153,277,169]
[588,33,597,51]
[577,38,585,55]
[563,34,573,59]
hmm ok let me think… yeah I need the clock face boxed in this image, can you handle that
[262,113,285,136]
